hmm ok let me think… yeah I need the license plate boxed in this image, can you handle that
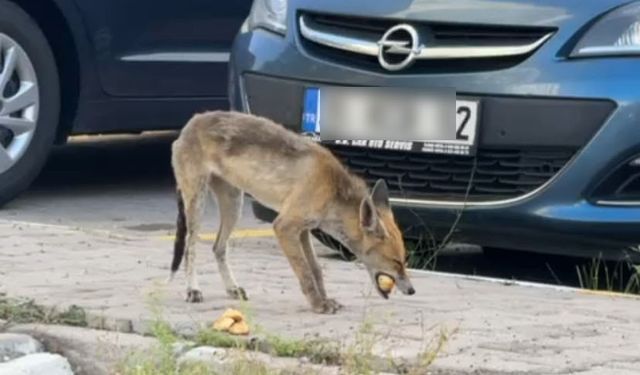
[301,87,480,156]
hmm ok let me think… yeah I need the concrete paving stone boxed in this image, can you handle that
[2,219,640,374]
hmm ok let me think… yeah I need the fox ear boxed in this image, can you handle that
[371,179,390,209]
[359,197,379,232]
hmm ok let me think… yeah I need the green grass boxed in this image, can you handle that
[118,301,451,375]
[0,283,451,374]
[407,327,456,375]
[342,320,377,374]
[117,292,330,375]
[193,326,247,349]
[406,239,440,270]
[1,291,455,374]
[185,322,451,375]
[118,314,325,375]
[0,297,87,326]
[341,317,455,375]
[194,326,341,366]
[117,315,210,375]
[576,257,640,294]
[262,333,341,365]
[408,239,640,297]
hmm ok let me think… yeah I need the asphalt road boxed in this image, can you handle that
[4,132,635,291]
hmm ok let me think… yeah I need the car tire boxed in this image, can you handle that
[0,0,60,207]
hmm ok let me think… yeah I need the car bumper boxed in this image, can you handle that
[229,28,640,258]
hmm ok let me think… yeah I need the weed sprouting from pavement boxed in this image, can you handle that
[407,326,456,375]
[545,262,563,286]
[405,157,478,271]
[116,308,212,375]
[117,288,452,374]
[0,297,87,326]
[341,312,455,375]
[407,239,439,270]
[576,256,640,294]
[193,326,246,349]
[116,289,187,375]
[194,324,341,366]
[260,333,341,365]
[118,292,282,375]
[1,287,452,374]
[342,319,377,374]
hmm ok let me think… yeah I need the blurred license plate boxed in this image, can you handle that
[301,87,479,156]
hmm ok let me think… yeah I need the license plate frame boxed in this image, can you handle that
[301,86,481,156]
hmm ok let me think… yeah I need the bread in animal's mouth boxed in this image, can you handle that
[377,273,395,293]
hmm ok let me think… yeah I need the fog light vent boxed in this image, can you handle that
[592,155,640,205]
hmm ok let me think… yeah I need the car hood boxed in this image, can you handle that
[292,0,628,28]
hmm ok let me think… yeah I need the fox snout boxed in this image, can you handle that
[396,275,415,296]
[373,270,415,299]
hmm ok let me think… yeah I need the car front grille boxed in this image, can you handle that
[307,12,550,42]
[299,12,555,74]
[327,145,576,202]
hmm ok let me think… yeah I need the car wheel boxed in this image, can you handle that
[0,0,60,207]
[311,229,356,261]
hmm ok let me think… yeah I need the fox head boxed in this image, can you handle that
[347,179,415,299]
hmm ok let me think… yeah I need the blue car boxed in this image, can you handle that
[229,0,640,259]
[0,0,251,206]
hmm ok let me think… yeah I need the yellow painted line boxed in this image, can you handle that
[160,228,274,241]
[577,289,640,299]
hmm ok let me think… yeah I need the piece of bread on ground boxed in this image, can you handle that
[213,317,235,331]
[228,321,250,336]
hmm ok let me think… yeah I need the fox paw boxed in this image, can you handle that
[186,289,203,303]
[227,287,248,301]
[312,298,343,314]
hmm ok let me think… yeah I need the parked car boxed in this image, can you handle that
[229,0,640,260]
[0,0,251,206]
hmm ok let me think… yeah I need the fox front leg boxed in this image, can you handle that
[274,218,341,314]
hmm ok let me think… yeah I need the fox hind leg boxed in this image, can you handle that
[177,175,207,303]
[209,175,247,300]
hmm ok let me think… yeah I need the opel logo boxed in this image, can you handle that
[377,24,422,71]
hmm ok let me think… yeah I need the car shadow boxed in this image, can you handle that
[32,132,178,190]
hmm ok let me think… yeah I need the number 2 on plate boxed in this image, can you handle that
[456,106,471,141]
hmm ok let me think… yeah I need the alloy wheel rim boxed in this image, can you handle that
[0,33,40,174]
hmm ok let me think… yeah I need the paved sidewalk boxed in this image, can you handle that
[1,219,640,374]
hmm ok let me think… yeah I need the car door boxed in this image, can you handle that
[73,0,251,98]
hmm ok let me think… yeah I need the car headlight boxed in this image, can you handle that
[572,2,640,57]
[248,0,288,35]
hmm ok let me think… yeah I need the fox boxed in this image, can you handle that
[170,111,415,314]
